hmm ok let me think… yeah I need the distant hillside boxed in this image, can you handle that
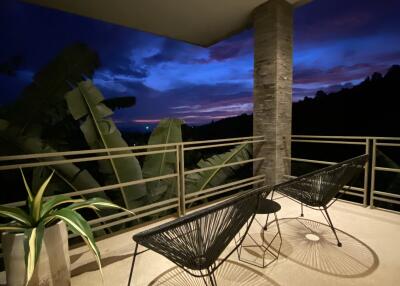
[182,114,253,141]
[293,65,400,136]
[123,65,400,143]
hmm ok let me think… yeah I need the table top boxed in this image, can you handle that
[256,198,281,214]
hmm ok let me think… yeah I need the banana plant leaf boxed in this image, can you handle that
[186,144,251,194]
[0,122,115,234]
[0,124,108,199]
[65,80,146,209]
[142,118,183,203]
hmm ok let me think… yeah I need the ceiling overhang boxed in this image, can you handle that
[23,0,311,47]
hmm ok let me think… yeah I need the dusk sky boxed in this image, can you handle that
[1,0,400,130]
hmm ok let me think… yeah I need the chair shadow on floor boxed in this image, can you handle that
[148,259,280,286]
[71,253,132,277]
[247,217,379,278]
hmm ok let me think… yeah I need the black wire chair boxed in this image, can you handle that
[273,154,368,247]
[127,187,268,286]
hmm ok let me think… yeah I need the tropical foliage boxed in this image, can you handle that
[0,170,132,285]
[65,80,146,209]
[186,144,251,194]
[0,43,251,236]
[142,118,183,203]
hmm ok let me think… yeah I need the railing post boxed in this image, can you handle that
[177,143,186,216]
[176,144,182,216]
[370,138,377,208]
[363,138,370,207]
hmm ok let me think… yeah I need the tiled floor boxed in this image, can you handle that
[68,196,400,285]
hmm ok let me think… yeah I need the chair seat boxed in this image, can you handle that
[256,198,281,214]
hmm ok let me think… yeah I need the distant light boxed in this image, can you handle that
[145,126,150,130]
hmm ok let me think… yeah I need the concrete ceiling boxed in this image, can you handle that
[23,0,310,47]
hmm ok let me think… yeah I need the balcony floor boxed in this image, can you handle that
[70,196,400,286]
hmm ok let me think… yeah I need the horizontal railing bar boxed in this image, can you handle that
[376,143,400,147]
[87,198,179,225]
[0,149,177,171]
[344,186,365,193]
[3,173,178,207]
[182,136,265,146]
[284,157,336,165]
[185,175,265,199]
[184,139,265,151]
[0,143,178,162]
[374,166,400,174]
[184,157,264,175]
[292,139,365,145]
[283,174,296,179]
[373,197,400,205]
[3,201,25,207]
[63,173,178,197]
[69,203,180,239]
[90,204,179,232]
[291,135,369,140]
[185,179,265,204]
[373,191,400,199]
[292,135,400,141]
[338,190,364,197]
[284,174,365,194]
[0,136,265,162]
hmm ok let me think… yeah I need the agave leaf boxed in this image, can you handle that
[65,80,146,209]
[0,125,112,202]
[0,127,117,233]
[24,222,44,285]
[40,196,84,219]
[67,197,135,215]
[51,208,103,281]
[31,171,55,222]
[20,169,33,203]
[0,206,32,227]
[186,144,251,194]
[142,119,183,203]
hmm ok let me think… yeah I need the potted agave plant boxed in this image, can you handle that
[0,170,133,286]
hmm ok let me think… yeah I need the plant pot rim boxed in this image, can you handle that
[2,220,65,237]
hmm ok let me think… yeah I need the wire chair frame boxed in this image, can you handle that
[273,154,368,247]
[127,186,270,286]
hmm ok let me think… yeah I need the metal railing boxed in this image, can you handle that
[0,135,266,239]
[370,137,400,208]
[2,133,400,246]
[287,135,400,211]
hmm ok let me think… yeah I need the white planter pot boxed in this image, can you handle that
[2,221,70,286]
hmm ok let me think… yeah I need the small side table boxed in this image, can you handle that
[237,198,282,268]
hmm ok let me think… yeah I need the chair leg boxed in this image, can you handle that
[274,213,283,259]
[207,268,217,286]
[264,191,275,230]
[263,214,270,231]
[127,243,139,286]
[321,207,342,247]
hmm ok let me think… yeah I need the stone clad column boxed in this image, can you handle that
[253,0,293,185]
